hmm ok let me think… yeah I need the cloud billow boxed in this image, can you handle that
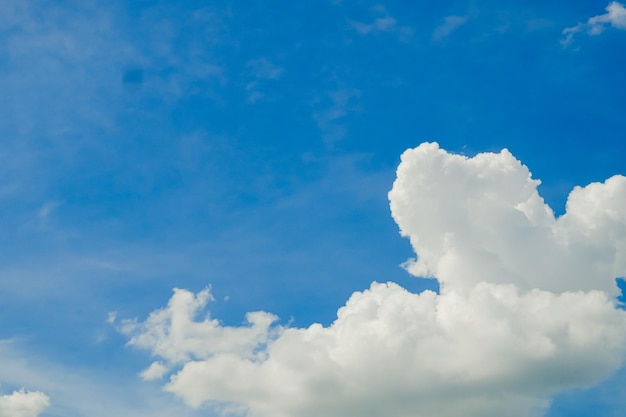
[122,143,626,417]
[0,389,49,417]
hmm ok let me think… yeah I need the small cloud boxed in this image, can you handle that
[351,17,397,35]
[106,311,117,325]
[562,1,626,46]
[432,15,468,41]
[140,361,168,381]
[37,201,61,222]
[246,57,283,80]
[312,88,361,145]
[349,8,412,40]
[244,58,283,103]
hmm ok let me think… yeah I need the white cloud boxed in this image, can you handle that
[120,287,278,366]
[122,143,626,417]
[0,389,49,417]
[562,2,626,45]
[140,361,168,381]
[390,142,626,295]
[433,15,468,41]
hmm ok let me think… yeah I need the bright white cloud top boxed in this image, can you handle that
[0,389,49,417]
[122,143,626,417]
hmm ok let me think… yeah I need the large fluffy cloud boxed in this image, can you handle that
[122,143,626,417]
[389,142,626,295]
[0,389,49,417]
[562,2,626,45]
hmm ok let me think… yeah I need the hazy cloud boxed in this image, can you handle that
[562,2,626,45]
[123,143,626,417]
[246,58,283,80]
[433,15,468,41]
[349,7,412,40]
[244,58,284,103]
[312,88,361,145]
[351,17,397,34]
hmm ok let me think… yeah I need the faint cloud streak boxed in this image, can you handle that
[349,7,412,40]
[432,15,468,41]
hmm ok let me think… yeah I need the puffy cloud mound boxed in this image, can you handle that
[562,2,626,45]
[389,142,626,295]
[0,389,50,417]
[122,143,626,417]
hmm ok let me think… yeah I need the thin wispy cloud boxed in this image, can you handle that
[246,57,284,80]
[121,143,626,417]
[432,15,468,41]
[312,88,361,145]
[351,16,398,34]
[245,57,284,103]
[562,1,626,45]
[349,6,412,40]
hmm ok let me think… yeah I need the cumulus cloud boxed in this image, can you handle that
[120,287,278,367]
[0,389,50,417]
[122,143,626,417]
[390,142,626,295]
[562,2,626,45]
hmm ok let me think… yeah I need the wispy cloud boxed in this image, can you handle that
[351,16,397,34]
[432,15,468,41]
[245,57,284,103]
[312,88,361,145]
[349,6,412,40]
[562,1,626,45]
[247,57,283,80]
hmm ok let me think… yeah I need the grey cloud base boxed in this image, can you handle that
[122,143,626,417]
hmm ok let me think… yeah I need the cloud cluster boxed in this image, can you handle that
[122,143,626,417]
[562,2,626,45]
[0,389,49,417]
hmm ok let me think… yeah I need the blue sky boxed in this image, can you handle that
[1,1,626,416]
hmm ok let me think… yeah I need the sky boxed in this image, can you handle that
[0,1,626,416]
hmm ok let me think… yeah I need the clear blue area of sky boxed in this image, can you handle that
[0,1,625,416]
